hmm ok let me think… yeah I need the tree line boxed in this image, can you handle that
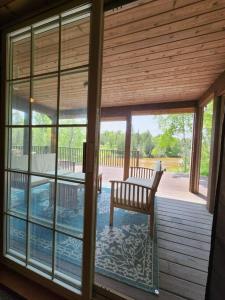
[101,114,193,165]
[101,108,213,176]
[11,107,213,176]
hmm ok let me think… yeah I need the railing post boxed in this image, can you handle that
[23,112,29,155]
[124,112,132,180]
[189,106,204,193]
[136,150,140,167]
[50,116,56,154]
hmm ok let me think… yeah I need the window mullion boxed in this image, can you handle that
[4,2,93,296]
[51,15,62,281]
[25,26,33,266]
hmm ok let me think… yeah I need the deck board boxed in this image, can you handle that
[157,210,212,224]
[159,272,206,300]
[158,219,211,236]
[157,225,211,243]
[158,206,211,216]
[158,239,210,260]
[95,192,212,300]
[159,259,208,286]
[158,215,212,230]
[158,248,209,273]
[158,231,210,251]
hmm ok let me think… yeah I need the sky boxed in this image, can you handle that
[100,115,162,136]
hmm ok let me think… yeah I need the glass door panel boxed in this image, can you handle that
[4,2,103,299]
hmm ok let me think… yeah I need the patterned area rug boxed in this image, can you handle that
[95,188,159,294]
[9,186,159,294]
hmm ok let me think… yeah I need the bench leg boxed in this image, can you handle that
[97,174,102,193]
[110,204,114,226]
[99,174,102,193]
[150,214,154,238]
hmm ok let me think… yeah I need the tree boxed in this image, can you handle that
[200,101,213,176]
[131,130,154,157]
[152,131,181,157]
[154,114,193,172]
[100,130,125,150]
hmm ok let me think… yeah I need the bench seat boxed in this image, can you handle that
[110,163,164,238]
[126,176,152,188]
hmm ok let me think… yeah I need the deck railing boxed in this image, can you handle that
[12,146,140,168]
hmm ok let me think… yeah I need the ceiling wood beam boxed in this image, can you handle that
[13,96,56,117]
[104,0,137,11]
[101,100,198,118]
[199,70,225,107]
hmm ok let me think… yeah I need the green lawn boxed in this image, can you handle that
[139,157,187,173]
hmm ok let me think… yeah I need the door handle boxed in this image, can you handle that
[82,142,87,173]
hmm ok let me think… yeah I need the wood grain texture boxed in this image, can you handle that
[206,110,225,300]
[7,0,225,112]
[189,107,204,193]
[207,96,225,213]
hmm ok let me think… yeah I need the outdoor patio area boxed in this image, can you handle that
[95,173,212,300]
[99,166,208,200]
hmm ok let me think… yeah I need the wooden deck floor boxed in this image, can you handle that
[95,182,213,300]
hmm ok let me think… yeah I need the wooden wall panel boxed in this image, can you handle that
[205,114,225,300]
[0,265,67,300]
[0,29,5,260]
[207,96,225,213]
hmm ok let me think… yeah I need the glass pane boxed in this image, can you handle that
[8,172,28,216]
[61,13,90,70]
[8,80,30,125]
[58,127,86,174]
[10,33,31,79]
[55,232,82,286]
[33,22,59,75]
[5,4,94,291]
[30,176,55,225]
[31,127,56,175]
[32,75,58,125]
[29,223,53,271]
[56,181,84,237]
[59,69,88,124]
[9,127,29,171]
[30,177,54,226]
[7,216,26,258]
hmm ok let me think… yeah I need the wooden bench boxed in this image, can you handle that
[109,162,164,238]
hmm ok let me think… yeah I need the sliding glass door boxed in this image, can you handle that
[4,1,103,299]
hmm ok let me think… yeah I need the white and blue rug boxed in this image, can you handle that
[8,185,159,294]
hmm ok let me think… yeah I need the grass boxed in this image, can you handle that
[138,157,189,173]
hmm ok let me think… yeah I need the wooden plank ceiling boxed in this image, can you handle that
[102,0,225,107]
[10,0,225,114]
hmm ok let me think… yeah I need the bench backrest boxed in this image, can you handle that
[129,166,154,179]
[150,169,163,192]
[129,160,163,179]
